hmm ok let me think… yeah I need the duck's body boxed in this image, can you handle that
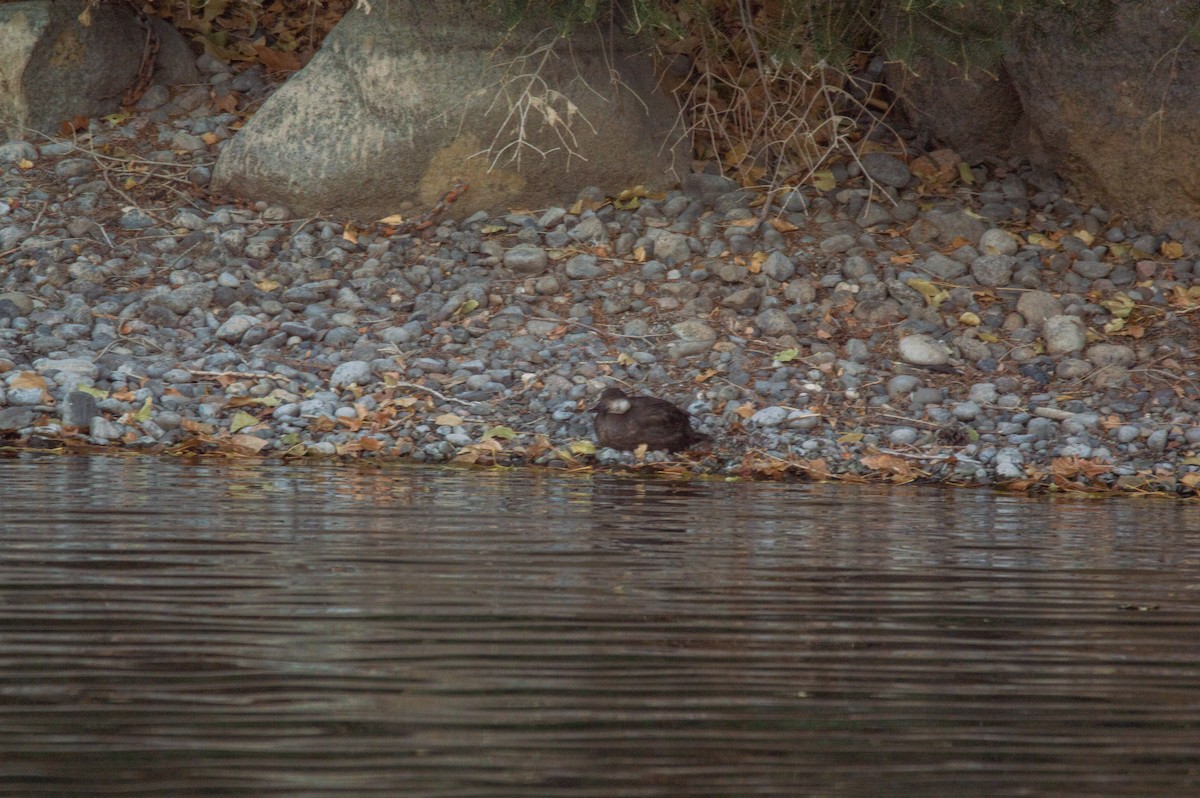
[590,388,710,452]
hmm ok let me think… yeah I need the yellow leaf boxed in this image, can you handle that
[482,425,517,440]
[435,413,464,427]
[257,279,280,291]
[906,277,949,308]
[773,347,800,363]
[1072,229,1095,246]
[1161,240,1184,259]
[617,352,636,366]
[838,432,865,443]
[1027,232,1059,250]
[811,170,836,192]
[770,217,798,233]
[977,331,1000,343]
[378,213,406,224]
[342,224,359,244]
[958,162,975,184]
[455,299,479,316]
[729,217,758,228]
[17,158,34,170]
[132,396,153,423]
[734,402,756,420]
[230,410,258,432]
[569,439,596,455]
[632,245,647,263]
[1104,317,1125,334]
[77,385,109,399]
[959,311,981,327]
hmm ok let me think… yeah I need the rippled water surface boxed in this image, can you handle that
[2,455,1199,796]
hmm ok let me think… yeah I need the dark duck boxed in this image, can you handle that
[590,388,710,452]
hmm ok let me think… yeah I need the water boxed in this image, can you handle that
[1,455,1199,796]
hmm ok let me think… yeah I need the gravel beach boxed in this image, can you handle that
[4,55,1200,496]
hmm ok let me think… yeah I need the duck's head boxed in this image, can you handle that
[590,387,631,414]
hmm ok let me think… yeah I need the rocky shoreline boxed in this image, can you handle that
[3,55,1200,496]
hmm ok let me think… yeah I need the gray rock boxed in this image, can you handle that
[671,319,718,342]
[0,407,35,431]
[682,173,738,203]
[889,426,919,445]
[1043,314,1086,354]
[119,209,156,230]
[860,152,912,188]
[1072,259,1113,279]
[898,334,950,366]
[819,233,857,254]
[979,228,1019,255]
[570,216,609,245]
[750,405,790,426]
[995,447,1025,479]
[215,314,259,342]
[922,253,966,280]
[721,287,761,311]
[210,2,684,221]
[653,231,691,265]
[952,401,981,421]
[971,253,1015,287]
[1086,343,1136,367]
[34,356,98,379]
[1017,290,1064,324]
[0,291,34,316]
[90,416,124,441]
[856,202,893,228]
[564,254,604,279]
[761,251,796,282]
[887,374,922,399]
[756,308,796,337]
[0,141,38,163]
[62,390,99,428]
[928,209,987,244]
[329,360,372,390]
[503,244,549,275]
[165,284,214,314]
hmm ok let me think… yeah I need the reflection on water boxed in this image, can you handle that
[2,455,1200,796]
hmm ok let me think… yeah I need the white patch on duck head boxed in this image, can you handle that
[607,397,631,414]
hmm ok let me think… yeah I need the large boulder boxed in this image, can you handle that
[212,1,686,220]
[884,3,1200,228]
[0,0,197,137]
[1004,4,1200,229]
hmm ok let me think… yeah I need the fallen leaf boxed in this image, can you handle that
[770,217,798,233]
[773,347,800,363]
[227,433,269,455]
[811,170,836,191]
[182,418,215,434]
[435,413,464,427]
[132,396,153,423]
[1161,240,1184,259]
[482,425,517,440]
[11,372,47,390]
[230,410,259,433]
[568,440,596,455]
